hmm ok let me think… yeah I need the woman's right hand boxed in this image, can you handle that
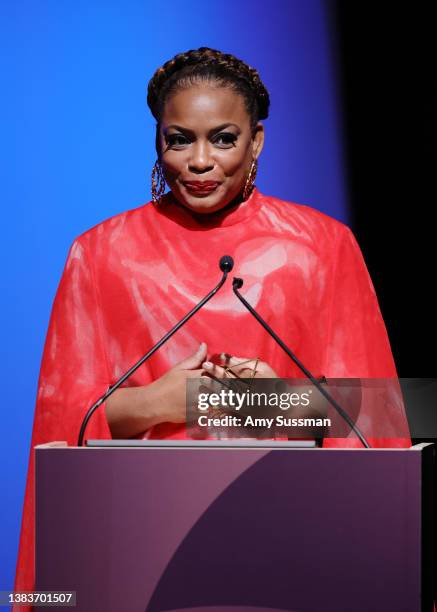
[146,342,208,424]
[105,342,208,438]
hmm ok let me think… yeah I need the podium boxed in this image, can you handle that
[35,441,435,612]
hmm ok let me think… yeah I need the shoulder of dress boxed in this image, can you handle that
[259,192,351,238]
[72,200,154,246]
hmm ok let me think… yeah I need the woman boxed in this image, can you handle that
[14,46,411,599]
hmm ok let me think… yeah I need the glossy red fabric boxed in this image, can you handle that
[14,186,411,604]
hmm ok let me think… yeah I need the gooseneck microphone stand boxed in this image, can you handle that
[232,277,370,448]
[77,256,234,446]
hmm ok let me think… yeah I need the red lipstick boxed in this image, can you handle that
[183,181,220,193]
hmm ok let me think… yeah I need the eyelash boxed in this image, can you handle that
[166,133,238,149]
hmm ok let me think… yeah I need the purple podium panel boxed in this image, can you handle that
[35,443,435,612]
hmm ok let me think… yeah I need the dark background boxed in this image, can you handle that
[331,5,435,595]
[329,3,435,379]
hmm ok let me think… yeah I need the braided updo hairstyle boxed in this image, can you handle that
[147,47,270,138]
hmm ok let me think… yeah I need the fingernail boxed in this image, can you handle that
[202,361,213,369]
[199,342,206,351]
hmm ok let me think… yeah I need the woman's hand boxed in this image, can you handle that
[197,352,279,415]
[105,342,209,437]
[197,353,279,435]
[146,342,209,424]
[202,352,278,379]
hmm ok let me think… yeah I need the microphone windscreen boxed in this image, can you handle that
[219,255,234,273]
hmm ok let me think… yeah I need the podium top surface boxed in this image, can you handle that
[34,440,434,451]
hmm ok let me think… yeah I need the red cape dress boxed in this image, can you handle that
[14,186,411,604]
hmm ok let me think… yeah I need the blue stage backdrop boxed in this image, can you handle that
[1,0,347,591]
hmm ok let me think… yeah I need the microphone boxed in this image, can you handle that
[232,277,370,448]
[219,255,234,273]
[77,256,234,446]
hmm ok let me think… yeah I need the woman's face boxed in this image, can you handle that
[157,82,264,214]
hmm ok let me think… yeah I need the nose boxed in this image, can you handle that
[188,140,214,173]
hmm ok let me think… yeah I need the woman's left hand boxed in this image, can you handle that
[202,352,278,379]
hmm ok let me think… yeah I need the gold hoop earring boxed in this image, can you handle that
[151,159,166,206]
[243,158,258,201]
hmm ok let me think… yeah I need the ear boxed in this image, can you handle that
[251,122,265,159]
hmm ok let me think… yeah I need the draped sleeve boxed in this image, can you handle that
[322,225,411,448]
[14,237,113,605]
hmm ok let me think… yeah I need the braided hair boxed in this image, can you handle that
[147,47,270,136]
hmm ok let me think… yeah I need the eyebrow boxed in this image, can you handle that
[163,122,241,136]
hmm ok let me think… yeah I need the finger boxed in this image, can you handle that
[186,368,211,378]
[199,372,221,387]
[186,369,227,396]
[199,379,223,395]
[175,342,208,371]
[203,361,256,380]
[185,371,222,402]
[186,372,211,403]
[219,353,261,369]
[202,361,233,378]
[214,360,258,380]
